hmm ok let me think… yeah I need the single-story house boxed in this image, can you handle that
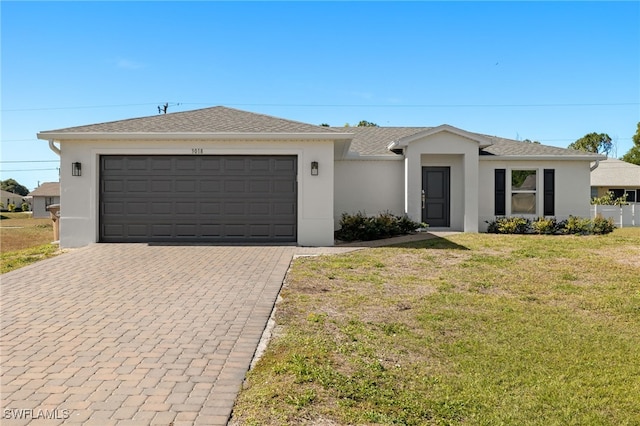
[27,182,61,218]
[37,106,604,248]
[590,158,640,203]
[1,189,27,211]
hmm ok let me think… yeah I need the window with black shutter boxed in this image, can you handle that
[543,169,555,216]
[495,169,506,216]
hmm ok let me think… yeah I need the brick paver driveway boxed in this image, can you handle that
[1,244,299,425]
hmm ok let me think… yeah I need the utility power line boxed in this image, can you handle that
[0,160,59,164]
[0,168,59,172]
[2,101,639,112]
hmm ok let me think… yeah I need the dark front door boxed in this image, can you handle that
[422,166,450,227]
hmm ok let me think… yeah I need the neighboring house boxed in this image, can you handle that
[590,158,640,203]
[1,189,26,211]
[37,106,603,248]
[28,182,61,218]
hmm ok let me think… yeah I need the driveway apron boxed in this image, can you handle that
[1,244,296,425]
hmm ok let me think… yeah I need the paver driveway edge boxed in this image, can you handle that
[0,244,296,426]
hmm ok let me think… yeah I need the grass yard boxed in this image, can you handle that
[232,228,640,425]
[0,212,62,273]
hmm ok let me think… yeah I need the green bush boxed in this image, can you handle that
[531,217,561,234]
[591,216,616,235]
[487,217,530,234]
[591,191,628,206]
[336,211,425,242]
[486,216,615,236]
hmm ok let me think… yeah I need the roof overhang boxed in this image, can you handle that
[37,131,354,141]
[387,124,494,154]
[480,154,607,161]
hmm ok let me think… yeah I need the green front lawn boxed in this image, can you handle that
[232,228,640,425]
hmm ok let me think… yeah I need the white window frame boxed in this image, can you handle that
[508,168,539,216]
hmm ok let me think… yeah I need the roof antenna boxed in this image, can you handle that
[157,103,169,114]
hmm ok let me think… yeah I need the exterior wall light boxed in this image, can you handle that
[311,161,319,176]
[72,162,82,176]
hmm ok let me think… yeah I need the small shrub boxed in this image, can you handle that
[531,217,560,234]
[21,203,30,212]
[487,216,615,235]
[591,191,628,206]
[336,211,424,242]
[591,216,615,235]
[487,217,530,234]
[564,215,593,235]
[8,203,16,212]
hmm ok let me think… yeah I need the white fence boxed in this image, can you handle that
[591,204,639,227]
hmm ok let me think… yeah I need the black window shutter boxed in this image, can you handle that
[495,169,506,216]
[543,169,555,216]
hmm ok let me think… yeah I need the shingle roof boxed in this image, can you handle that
[590,158,640,187]
[41,106,343,135]
[334,126,601,158]
[478,135,599,157]
[39,106,601,160]
[332,127,430,156]
[28,182,60,197]
[1,190,26,200]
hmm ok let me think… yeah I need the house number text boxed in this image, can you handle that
[191,148,204,154]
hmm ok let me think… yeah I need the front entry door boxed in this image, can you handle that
[422,167,450,227]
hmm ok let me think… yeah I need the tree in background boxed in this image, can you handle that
[1,179,29,196]
[568,132,612,156]
[522,139,541,144]
[343,120,379,127]
[620,122,640,165]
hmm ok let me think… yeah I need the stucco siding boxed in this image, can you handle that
[31,196,61,218]
[58,138,336,247]
[478,160,592,231]
[405,132,479,231]
[334,159,404,228]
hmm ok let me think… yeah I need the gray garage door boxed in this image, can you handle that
[100,155,297,243]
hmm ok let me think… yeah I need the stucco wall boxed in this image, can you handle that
[405,132,479,231]
[57,138,335,247]
[478,160,592,231]
[334,159,404,228]
[32,196,60,218]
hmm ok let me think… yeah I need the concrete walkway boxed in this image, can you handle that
[0,233,443,425]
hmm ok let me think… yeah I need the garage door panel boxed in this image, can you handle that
[249,158,270,171]
[100,155,297,242]
[274,225,296,238]
[126,180,148,192]
[200,158,222,171]
[103,180,124,193]
[249,180,270,192]
[175,180,197,192]
[127,202,148,215]
[150,158,172,170]
[225,180,246,193]
[200,180,221,192]
[127,158,149,170]
[249,203,270,215]
[224,158,246,171]
[151,202,173,214]
[201,202,221,214]
[274,158,296,171]
[273,180,296,193]
[103,202,124,215]
[151,180,172,192]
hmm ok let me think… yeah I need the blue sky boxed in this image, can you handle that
[2,1,639,191]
